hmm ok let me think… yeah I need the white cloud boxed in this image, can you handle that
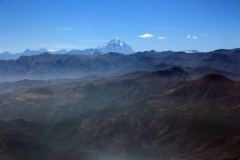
[138,33,153,38]
[157,36,167,40]
[187,35,197,39]
[192,36,197,39]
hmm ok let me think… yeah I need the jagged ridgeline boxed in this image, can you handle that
[0,48,240,81]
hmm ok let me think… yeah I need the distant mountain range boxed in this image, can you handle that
[0,39,134,60]
[0,48,240,82]
[0,39,202,60]
[0,48,68,60]
[0,49,240,81]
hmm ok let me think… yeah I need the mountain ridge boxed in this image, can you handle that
[0,48,240,82]
[0,39,134,59]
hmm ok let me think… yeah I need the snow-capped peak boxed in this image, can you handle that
[98,39,126,48]
[96,39,134,54]
[110,38,121,44]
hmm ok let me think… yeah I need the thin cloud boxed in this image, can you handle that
[186,35,197,39]
[204,34,208,37]
[192,36,197,39]
[138,33,153,38]
[157,36,167,40]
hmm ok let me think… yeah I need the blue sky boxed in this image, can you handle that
[0,0,240,52]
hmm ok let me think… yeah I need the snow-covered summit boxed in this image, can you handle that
[96,38,134,54]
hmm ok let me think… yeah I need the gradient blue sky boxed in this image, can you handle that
[0,0,240,52]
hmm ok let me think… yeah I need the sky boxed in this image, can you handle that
[0,0,240,53]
